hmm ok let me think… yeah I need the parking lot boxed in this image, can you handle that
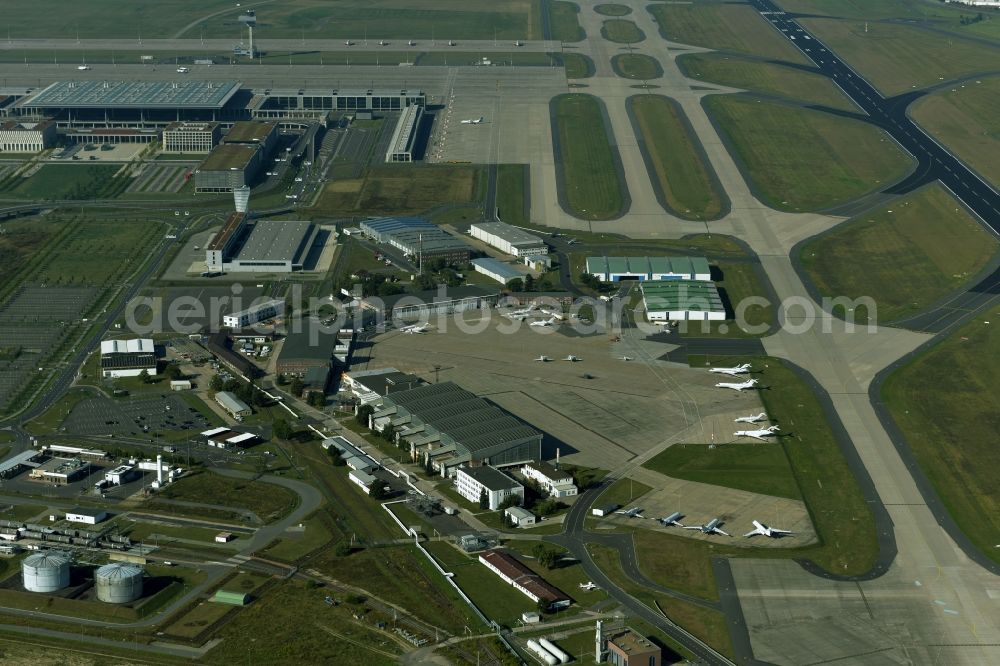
[62,394,211,439]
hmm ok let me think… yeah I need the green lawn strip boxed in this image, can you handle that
[611,54,663,80]
[560,52,596,79]
[649,2,807,62]
[881,314,1000,565]
[309,165,481,218]
[156,470,299,523]
[549,1,586,42]
[586,544,732,659]
[677,52,855,111]
[314,545,481,635]
[261,511,337,563]
[594,478,652,509]
[500,540,607,606]
[704,95,913,211]
[601,19,645,43]
[0,164,126,200]
[799,17,1000,96]
[496,164,528,225]
[595,4,632,17]
[424,542,535,625]
[552,93,627,220]
[630,95,725,220]
[799,183,998,323]
[644,443,802,501]
[910,77,1000,191]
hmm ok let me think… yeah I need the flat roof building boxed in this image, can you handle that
[0,119,56,153]
[29,458,90,485]
[605,629,663,666]
[341,368,424,405]
[471,257,523,285]
[385,229,471,264]
[276,322,337,376]
[195,143,262,192]
[100,338,156,379]
[0,450,42,479]
[362,285,501,322]
[640,280,726,322]
[385,105,423,163]
[360,216,435,243]
[223,299,285,329]
[206,219,318,273]
[22,80,242,111]
[371,381,542,473]
[65,507,108,525]
[221,120,278,162]
[162,121,219,153]
[470,222,547,257]
[455,466,524,511]
[586,256,711,282]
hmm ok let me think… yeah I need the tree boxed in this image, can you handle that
[380,423,395,442]
[307,392,325,408]
[524,274,535,292]
[579,272,602,291]
[327,447,346,466]
[276,373,289,386]
[369,483,388,500]
[334,541,352,557]
[164,363,182,380]
[479,488,489,510]
[532,544,560,570]
[508,278,524,293]
[138,369,152,384]
[424,457,435,477]
[289,376,304,397]
[356,404,374,427]
[272,418,293,440]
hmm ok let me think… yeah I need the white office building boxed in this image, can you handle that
[455,466,524,511]
[223,299,285,328]
[521,462,578,498]
[0,119,56,153]
[470,222,547,257]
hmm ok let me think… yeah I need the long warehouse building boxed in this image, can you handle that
[469,222,547,257]
[385,104,423,163]
[587,256,711,282]
[369,381,542,475]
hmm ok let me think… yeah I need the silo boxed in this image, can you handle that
[22,551,71,593]
[95,563,144,603]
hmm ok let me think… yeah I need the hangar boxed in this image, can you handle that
[586,256,712,282]
[640,281,726,321]
[205,214,317,273]
[469,222,547,258]
[369,381,542,474]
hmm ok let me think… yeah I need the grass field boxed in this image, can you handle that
[595,478,652,509]
[0,216,67,293]
[649,3,806,62]
[424,542,535,625]
[561,52,596,79]
[549,1,586,42]
[881,314,1000,565]
[611,54,663,80]
[310,165,481,217]
[5,0,232,37]
[496,164,528,225]
[595,3,631,16]
[601,19,645,43]
[678,261,773,337]
[911,76,1000,190]
[799,184,998,323]
[799,18,1000,96]
[631,95,725,221]
[0,164,127,200]
[705,96,913,211]
[156,471,299,523]
[262,511,336,563]
[678,52,855,111]
[552,94,627,220]
[644,443,802,501]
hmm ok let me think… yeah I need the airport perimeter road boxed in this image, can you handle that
[0,37,562,54]
[750,0,1000,236]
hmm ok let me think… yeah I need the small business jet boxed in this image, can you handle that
[563,355,581,362]
[744,520,793,539]
[400,324,430,334]
[408,39,416,46]
[176,66,190,73]
[530,317,557,328]
[378,39,389,46]
[616,507,644,518]
[734,425,780,441]
[77,64,91,71]
[734,413,767,424]
[448,40,456,46]
[716,378,758,391]
[533,355,551,362]
[579,581,599,591]
[619,356,632,362]
[514,40,524,47]
[540,309,565,321]
[658,511,685,527]
[683,518,730,536]
[344,40,354,46]
[709,363,751,376]
[461,117,484,125]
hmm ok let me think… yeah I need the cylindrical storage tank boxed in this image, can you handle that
[539,639,570,664]
[22,551,71,593]
[526,640,558,666]
[95,563,144,603]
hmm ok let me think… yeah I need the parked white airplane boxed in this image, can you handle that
[734,412,767,424]
[514,40,524,47]
[563,355,581,362]
[344,40,354,45]
[734,425,780,441]
[400,324,430,334]
[658,511,685,527]
[461,117,484,124]
[616,507,644,518]
[579,581,599,591]
[408,39,416,46]
[620,356,632,361]
[709,363,751,376]
[504,313,528,321]
[378,39,389,46]
[683,518,730,536]
[77,65,91,70]
[540,309,566,321]
[530,317,557,328]
[744,520,793,538]
[533,355,551,362]
[716,378,758,391]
